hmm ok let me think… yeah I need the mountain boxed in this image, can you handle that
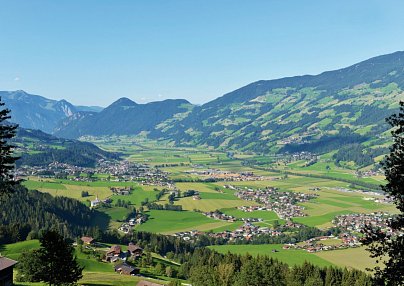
[148,51,404,156]
[0,90,77,133]
[54,97,194,138]
[6,51,404,166]
[14,127,119,167]
[0,90,102,133]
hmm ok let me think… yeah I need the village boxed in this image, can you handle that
[229,185,318,219]
[16,159,175,189]
[185,168,267,181]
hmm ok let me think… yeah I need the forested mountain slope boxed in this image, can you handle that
[150,51,404,154]
[14,128,119,167]
[54,97,194,138]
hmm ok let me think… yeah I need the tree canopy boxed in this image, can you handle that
[363,101,404,285]
[17,230,83,286]
[0,97,19,196]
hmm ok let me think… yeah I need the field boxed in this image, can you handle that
[136,209,235,234]
[209,244,333,267]
[209,244,378,272]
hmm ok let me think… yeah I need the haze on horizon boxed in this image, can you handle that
[1,0,404,107]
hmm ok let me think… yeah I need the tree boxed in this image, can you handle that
[362,101,404,285]
[18,230,83,285]
[0,97,19,196]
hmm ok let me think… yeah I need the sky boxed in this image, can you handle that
[1,0,404,107]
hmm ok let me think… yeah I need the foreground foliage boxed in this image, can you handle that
[17,230,83,285]
[363,102,404,285]
[0,96,19,196]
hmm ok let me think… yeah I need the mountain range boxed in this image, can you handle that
[2,51,404,162]
[0,90,103,133]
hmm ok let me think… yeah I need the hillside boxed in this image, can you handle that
[54,97,194,138]
[149,51,404,156]
[0,186,108,243]
[14,128,119,167]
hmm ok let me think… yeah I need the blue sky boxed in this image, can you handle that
[1,0,404,106]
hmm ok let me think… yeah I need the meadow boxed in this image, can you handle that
[209,244,333,267]
[136,209,235,234]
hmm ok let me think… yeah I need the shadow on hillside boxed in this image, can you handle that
[0,244,5,254]
[91,210,111,231]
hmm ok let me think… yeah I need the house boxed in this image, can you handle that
[0,256,18,286]
[127,243,143,257]
[114,263,139,275]
[107,245,122,256]
[80,236,94,245]
[137,281,165,286]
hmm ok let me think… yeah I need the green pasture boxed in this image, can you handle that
[136,210,234,234]
[315,246,377,272]
[209,244,333,267]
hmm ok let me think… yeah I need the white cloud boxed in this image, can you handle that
[14,76,20,81]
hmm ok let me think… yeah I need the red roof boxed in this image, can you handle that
[0,257,18,271]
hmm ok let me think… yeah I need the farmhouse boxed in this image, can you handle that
[80,236,94,245]
[0,256,18,286]
[114,263,139,275]
[128,243,143,258]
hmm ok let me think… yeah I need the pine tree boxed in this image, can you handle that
[362,101,404,285]
[18,230,83,285]
[0,97,19,196]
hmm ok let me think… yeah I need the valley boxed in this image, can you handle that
[9,136,397,284]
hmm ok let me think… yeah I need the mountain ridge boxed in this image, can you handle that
[3,51,404,164]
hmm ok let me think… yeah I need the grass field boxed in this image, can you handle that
[209,244,333,267]
[23,177,161,207]
[315,246,378,272]
[136,210,235,234]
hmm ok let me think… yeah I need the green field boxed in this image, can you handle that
[137,210,234,234]
[209,244,333,267]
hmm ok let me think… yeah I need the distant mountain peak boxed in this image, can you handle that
[109,97,137,107]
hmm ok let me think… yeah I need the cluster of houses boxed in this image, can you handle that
[202,210,237,222]
[185,168,266,181]
[283,234,360,253]
[111,186,133,195]
[333,212,393,233]
[209,223,282,241]
[233,186,317,219]
[17,159,170,186]
[202,210,263,223]
[173,223,283,242]
[118,215,148,234]
[80,236,143,276]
